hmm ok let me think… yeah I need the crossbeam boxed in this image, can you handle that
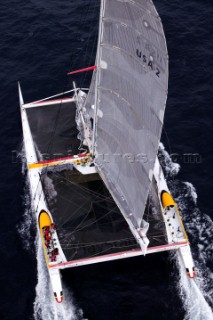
[24,97,76,108]
[50,241,188,270]
[28,153,92,169]
[23,88,78,108]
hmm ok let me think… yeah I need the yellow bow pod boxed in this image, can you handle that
[161,191,189,242]
[39,211,52,231]
[161,191,176,208]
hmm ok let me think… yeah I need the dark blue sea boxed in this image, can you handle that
[0,0,213,319]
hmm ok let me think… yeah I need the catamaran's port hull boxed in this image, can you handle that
[19,83,65,303]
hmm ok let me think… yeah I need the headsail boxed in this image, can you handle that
[86,0,168,239]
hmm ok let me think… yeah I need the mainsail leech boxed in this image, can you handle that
[86,0,169,237]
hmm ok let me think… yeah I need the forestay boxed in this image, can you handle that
[88,0,168,231]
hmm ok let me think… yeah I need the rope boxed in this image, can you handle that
[61,236,136,248]
[70,243,138,260]
[53,170,113,202]
[67,204,118,236]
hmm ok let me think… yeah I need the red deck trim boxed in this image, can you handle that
[147,241,188,251]
[50,241,188,269]
[35,153,88,165]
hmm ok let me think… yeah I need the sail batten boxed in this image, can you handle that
[85,0,168,232]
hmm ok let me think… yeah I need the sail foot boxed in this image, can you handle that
[138,222,150,255]
[138,236,150,256]
[75,90,93,152]
[128,220,150,256]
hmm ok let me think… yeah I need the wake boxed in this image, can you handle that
[177,253,213,320]
[159,143,213,319]
[18,142,213,319]
[19,192,85,320]
[33,234,84,320]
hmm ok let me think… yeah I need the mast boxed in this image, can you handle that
[92,0,105,156]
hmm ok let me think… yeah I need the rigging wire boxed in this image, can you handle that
[33,0,98,212]
[67,205,119,236]
[61,217,132,232]
[67,0,94,71]
[30,0,171,260]
[58,201,92,229]
[33,93,66,211]
[41,169,118,231]
[160,125,177,192]
[54,170,113,202]
[71,243,139,260]
[27,1,146,263]
[79,6,99,88]
[61,236,136,248]
[67,0,97,88]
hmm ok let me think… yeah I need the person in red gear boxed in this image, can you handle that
[50,253,57,262]
[44,227,50,235]
[54,248,59,255]
[45,241,49,248]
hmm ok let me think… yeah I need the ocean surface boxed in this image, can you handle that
[0,0,213,319]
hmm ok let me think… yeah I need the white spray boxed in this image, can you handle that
[18,146,85,320]
[19,141,213,319]
[159,143,213,319]
[33,234,84,320]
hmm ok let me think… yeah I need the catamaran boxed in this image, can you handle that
[18,0,195,303]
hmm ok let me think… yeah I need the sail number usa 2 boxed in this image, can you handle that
[136,49,160,77]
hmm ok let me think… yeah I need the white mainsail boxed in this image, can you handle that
[87,0,168,236]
